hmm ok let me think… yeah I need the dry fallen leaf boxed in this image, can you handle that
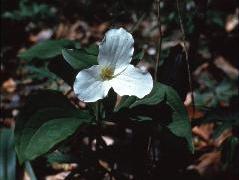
[188,151,221,175]
[99,159,111,172]
[55,20,91,43]
[0,118,15,128]
[90,22,109,39]
[52,163,77,171]
[186,106,205,120]
[192,123,214,142]
[214,56,239,80]
[225,13,239,32]
[29,29,53,43]
[1,78,17,93]
[193,63,209,77]
[45,172,71,180]
[213,129,232,147]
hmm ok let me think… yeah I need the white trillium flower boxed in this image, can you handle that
[73,28,153,102]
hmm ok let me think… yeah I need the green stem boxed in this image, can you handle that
[25,161,37,180]
[95,101,100,125]
[95,101,101,150]
[176,0,195,113]
[154,0,162,81]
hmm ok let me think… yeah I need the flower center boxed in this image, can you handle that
[100,67,114,80]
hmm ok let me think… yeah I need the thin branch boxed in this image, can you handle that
[147,136,152,153]
[176,0,195,112]
[147,135,154,164]
[129,13,146,33]
[154,0,163,81]
[64,88,73,96]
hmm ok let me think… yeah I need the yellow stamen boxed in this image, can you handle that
[100,67,114,80]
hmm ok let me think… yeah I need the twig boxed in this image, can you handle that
[154,0,163,81]
[64,88,73,96]
[147,136,153,163]
[129,13,146,33]
[176,0,195,112]
[65,171,77,180]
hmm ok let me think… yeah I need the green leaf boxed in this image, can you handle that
[2,0,55,22]
[46,151,75,163]
[18,39,75,61]
[115,82,168,111]
[84,44,99,56]
[15,90,94,163]
[133,51,144,60]
[26,65,59,81]
[48,56,77,86]
[62,48,98,70]
[22,108,89,161]
[221,136,239,170]
[62,44,144,70]
[131,51,144,65]
[115,82,194,152]
[0,128,16,180]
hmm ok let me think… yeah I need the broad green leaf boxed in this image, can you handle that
[16,108,93,163]
[15,90,94,163]
[84,44,99,56]
[62,44,144,70]
[115,82,194,152]
[0,128,16,180]
[47,57,77,86]
[26,65,59,81]
[47,44,98,86]
[18,39,75,61]
[15,90,74,134]
[62,48,98,70]
[84,43,144,60]
[46,151,75,163]
[23,108,90,161]
[115,82,167,111]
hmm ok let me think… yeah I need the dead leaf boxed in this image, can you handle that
[46,172,71,180]
[214,56,239,80]
[193,123,214,142]
[29,29,53,43]
[186,105,205,120]
[225,12,239,32]
[193,63,209,77]
[99,159,111,172]
[214,129,232,147]
[1,78,16,93]
[188,151,221,175]
[52,163,77,171]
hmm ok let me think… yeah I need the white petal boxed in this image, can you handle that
[73,65,111,102]
[97,28,134,74]
[109,65,153,98]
